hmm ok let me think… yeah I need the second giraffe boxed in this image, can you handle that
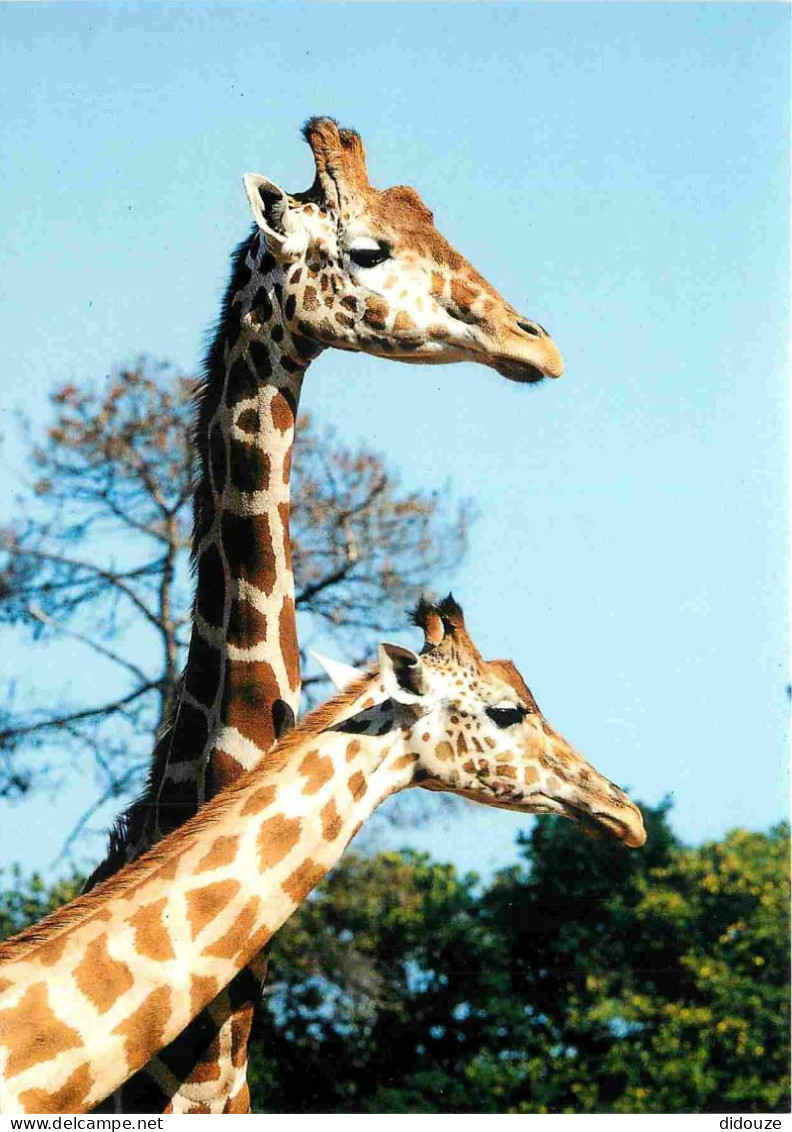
[84,117,565,1113]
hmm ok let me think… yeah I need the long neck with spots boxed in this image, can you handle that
[82,236,321,1116]
[0,682,412,1115]
[121,234,323,859]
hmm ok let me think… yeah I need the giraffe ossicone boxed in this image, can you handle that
[83,116,566,1113]
[240,116,564,382]
[0,596,644,1114]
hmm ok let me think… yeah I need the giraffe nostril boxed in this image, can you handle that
[516,319,547,338]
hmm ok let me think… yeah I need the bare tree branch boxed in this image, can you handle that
[0,362,471,854]
[0,682,160,745]
[25,603,153,685]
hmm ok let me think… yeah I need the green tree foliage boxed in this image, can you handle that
[0,867,83,942]
[1,806,788,1113]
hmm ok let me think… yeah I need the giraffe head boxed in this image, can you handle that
[374,596,645,847]
[242,117,563,384]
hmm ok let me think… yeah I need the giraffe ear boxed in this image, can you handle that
[243,174,307,263]
[378,643,429,704]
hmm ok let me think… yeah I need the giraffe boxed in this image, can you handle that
[81,118,565,1113]
[0,597,645,1115]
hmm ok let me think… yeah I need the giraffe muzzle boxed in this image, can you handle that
[516,787,646,849]
[490,319,564,383]
[551,779,647,849]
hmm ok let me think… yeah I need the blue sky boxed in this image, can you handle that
[0,3,788,879]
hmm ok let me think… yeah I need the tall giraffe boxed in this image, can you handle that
[0,598,645,1115]
[84,117,565,1112]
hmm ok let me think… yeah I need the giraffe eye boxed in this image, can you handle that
[349,242,390,269]
[486,704,527,729]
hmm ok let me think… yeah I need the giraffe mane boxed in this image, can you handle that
[0,674,374,966]
[79,230,264,894]
[193,229,259,559]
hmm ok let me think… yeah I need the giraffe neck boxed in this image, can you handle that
[0,683,414,1114]
[82,236,325,1116]
[137,235,325,853]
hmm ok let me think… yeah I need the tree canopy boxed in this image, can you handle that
[0,361,470,845]
[3,804,787,1113]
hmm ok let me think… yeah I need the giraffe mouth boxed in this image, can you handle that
[526,789,646,848]
[438,783,646,848]
[487,328,565,383]
[492,359,547,385]
[566,805,646,848]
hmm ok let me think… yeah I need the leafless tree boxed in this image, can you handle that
[0,360,471,850]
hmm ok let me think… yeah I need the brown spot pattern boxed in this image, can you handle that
[236,408,260,435]
[230,1005,255,1070]
[73,935,134,1014]
[299,749,334,795]
[228,1084,252,1113]
[208,749,245,794]
[186,879,241,940]
[320,797,343,841]
[31,934,69,968]
[229,439,271,494]
[129,898,175,961]
[348,771,367,801]
[240,783,278,816]
[189,973,220,1016]
[203,896,261,961]
[277,502,293,572]
[112,986,172,1073]
[282,858,326,904]
[270,390,295,434]
[435,741,454,762]
[222,657,280,749]
[195,835,240,875]
[345,739,361,762]
[364,295,389,322]
[279,594,300,692]
[451,277,478,310]
[227,594,269,649]
[0,983,82,1078]
[392,752,419,771]
[496,764,517,779]
[220,511,277,595]
[19,1062,93,1115]
[257,813,302,869]
[524,766,540,785]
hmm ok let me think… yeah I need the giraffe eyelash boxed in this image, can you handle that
[349,240,391,269]
[485,704,527,729]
